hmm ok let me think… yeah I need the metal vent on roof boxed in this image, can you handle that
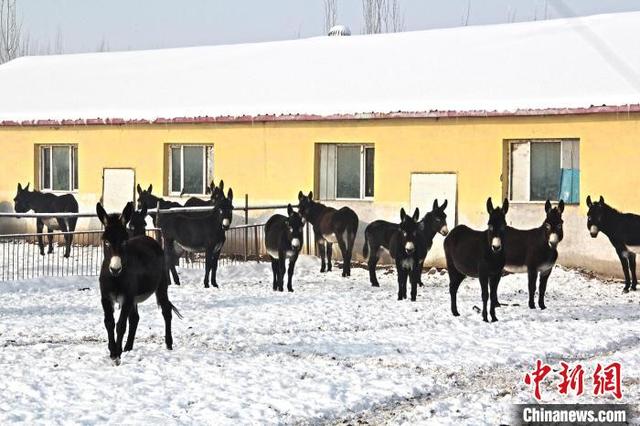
[328,25,351,36]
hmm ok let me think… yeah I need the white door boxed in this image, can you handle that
[410,173,457,225]
[103,168,135,212]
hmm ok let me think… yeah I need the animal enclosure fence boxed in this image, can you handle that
[0,200,316,281]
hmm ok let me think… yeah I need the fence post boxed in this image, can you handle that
[305,222,310,255]
[244,194,248,261]
[254,225,259,261]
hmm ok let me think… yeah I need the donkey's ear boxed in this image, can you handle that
[400,208,407,221]
[545,199,552,213]
[298,191,304,201]
[432,199,439,210]
[308,191,313,199]
[120,202,134,225]
[486,197,494,214]
[17,183,22,192]
[441,199,448,211]
[227,188,233,201]
[413,208,420,221]
[25,182,30,191]
[136,184,142,195]
[147,184,153,193]
[502,198,509,215]
[558,199,565,213]
[586,195,592,207]
[219,180,224,192]
[96,203,108,225]
[287,203,294,216]
[599,195,605,204]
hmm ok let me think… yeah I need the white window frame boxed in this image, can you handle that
[507,139,579,203]
[321,143,374,201]
[39,144,78,193]
[168,144,214,196]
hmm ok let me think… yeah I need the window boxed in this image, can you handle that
[509,139,579,203]
[39,145,78,191]
[317,144,374,200]
[168,145,214,195]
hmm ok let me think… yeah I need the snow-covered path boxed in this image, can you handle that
[1,256,638,424]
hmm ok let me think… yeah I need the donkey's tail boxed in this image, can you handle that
[362,234,369,259]
[170,302,183,320]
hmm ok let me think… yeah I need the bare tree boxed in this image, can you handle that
[362,0,404,34]
[54,27,64,55]
[97,36,110,52]
[323,0,338,34]
[0,0,23,63]
[463,0,471,26]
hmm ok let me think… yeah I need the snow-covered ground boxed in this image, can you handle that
[1,256,638,424]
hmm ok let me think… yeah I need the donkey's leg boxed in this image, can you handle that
[47,228,54,254]
[317,238,327,273]
[527,268,538,309]
[58,219,71,258]
[101,298,117,360]
[410,260,420,301]
[210,250,222,288]
[489,274,500,322]
[479,274,489,322]
[538,269,552,310]
[287,254,298,292]
[337,234,349,277]
[36,219,45,255]
[270,257,278,291]
[114,298,134,363]
[326,243,333,272]
[165,241,181,286]
[367,246,380,287]
[123,305,140,352]
[417,257,426,287]
[616,248,632,293]
[396,262,408,300]
[203,247,213,288]
[277,257,286,292]
[629,253,638,291]
[448,266,465,317]
[154,287,174,350]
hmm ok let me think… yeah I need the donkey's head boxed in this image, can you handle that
[586,195,607,238]
[286,204,305,252]
[486,197,509,253]
[209,180,226,204]
[13,183,34,213]
[543,199,565,248]
[420,199,449,237]
[216,188,234,230]
[297,191,315,219]
[128,205,148,237]
[399,207,421,255]
[97,202,133,277]
[136,184,158,210]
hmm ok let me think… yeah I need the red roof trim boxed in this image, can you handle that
[2,104,639,127]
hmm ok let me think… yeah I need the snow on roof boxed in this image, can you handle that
[0,12,639,124]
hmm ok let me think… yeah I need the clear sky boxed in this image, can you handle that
[18,0,640,53]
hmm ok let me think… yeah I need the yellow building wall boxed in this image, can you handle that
[2,113,638,211]
[0,113,638,274]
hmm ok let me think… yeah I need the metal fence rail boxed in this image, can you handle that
[0,200,317,281]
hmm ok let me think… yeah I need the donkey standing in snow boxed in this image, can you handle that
[586,195,640,293]
[13,183,78,257]
[298,191,359,277]
[97,202,181,365]
[445,198,509,322]
[503,200,565,310]
[363,199,449,287]
[264,204,306,292]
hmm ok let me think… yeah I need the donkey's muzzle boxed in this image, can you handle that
[222,218,231,230]
[109,256,123,276]
[439,225,449,236]
[405,241,415,254]
[491,237,502,252]
[291,238,301,250]
[589,225,599,238]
